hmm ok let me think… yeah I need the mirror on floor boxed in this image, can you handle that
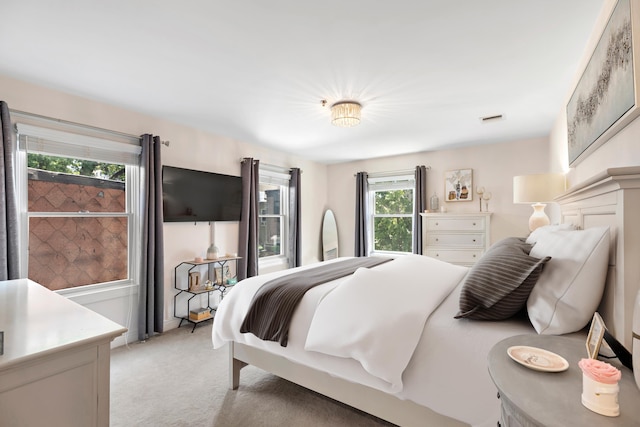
[322,209,338,260]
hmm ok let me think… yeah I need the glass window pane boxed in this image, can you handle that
[258,217,282,258]
[259,183,281,215]
[28,153,125,213]
[374,189,413,214]
[373,217,412,252]
[28,217,128,290]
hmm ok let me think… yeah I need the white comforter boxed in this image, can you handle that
[212,255,536,426]
[304,255,467,391]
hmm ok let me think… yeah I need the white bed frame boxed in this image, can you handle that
[228,167,640,427]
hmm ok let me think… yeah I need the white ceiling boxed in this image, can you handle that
[1,1,604,164]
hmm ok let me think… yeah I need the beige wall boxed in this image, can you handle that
[1,74,328,338]
[327,138,550,256]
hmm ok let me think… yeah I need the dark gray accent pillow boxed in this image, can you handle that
[455,240,551,320]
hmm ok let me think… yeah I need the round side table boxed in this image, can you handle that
[488,334,640,427]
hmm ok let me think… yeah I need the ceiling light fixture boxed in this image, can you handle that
[331,101,361,127]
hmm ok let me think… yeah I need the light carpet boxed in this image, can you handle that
[110,323,394,426]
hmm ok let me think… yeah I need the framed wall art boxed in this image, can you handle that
[444,169,473,202]
[567,0,640,166]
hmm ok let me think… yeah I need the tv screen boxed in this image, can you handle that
[162,166,243,222]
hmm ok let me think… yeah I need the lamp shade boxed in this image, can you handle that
[513,173,566,232]
[513,173,566,204]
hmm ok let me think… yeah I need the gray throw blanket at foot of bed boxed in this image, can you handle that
[240,257,392,346]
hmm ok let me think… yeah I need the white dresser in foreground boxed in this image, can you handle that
[0,279,127,427]
[421,212,492,266]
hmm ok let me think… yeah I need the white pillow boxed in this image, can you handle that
[525,223,577,245]
[527,226,610,335]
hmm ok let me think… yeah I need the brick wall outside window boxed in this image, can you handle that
[28,169,128,290]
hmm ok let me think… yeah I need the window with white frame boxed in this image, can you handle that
[258,166,289,263]
[16,122,141,293]
[368,173,415,254]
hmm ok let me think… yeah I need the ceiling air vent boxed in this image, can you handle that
[480,114,504,123]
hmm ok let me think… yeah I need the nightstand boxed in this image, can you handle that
[488,334,640,427]
[420,212,491,266]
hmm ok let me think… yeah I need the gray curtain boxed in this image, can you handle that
[288,167,301,268]
[354,171,368,257]
[0,101,19,281]
[238,157,259,280]
[138,134,164,340]
[413,165,427,254]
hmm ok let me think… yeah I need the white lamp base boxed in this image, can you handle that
[528,203,550,231]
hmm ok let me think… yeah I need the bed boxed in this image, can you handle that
[212,167,640,427]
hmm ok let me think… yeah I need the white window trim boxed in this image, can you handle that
[367,173,416,256]
[258,166,290,269]
[15,121,142,301]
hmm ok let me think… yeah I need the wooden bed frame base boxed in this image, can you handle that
[229,342,468,427]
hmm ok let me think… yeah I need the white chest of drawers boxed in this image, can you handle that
[421,212,492,266]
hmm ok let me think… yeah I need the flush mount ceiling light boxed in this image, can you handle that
[331,101,362,127]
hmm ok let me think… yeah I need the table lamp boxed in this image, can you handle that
[513,173,566,231]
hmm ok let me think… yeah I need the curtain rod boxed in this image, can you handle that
[240,157,303,173]
[10,108,170,146]
[354,166,431,177]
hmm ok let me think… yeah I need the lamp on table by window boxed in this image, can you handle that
[513,173,566,231]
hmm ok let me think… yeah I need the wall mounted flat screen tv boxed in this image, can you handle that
[162,165,243,222]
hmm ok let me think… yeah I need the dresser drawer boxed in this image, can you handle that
[425,249,484,264]
[426,233,485,247]
[426,217,485,232]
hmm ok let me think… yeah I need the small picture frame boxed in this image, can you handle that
[586,312,606,359]
[444,169,473,202]
[215,266,229,285]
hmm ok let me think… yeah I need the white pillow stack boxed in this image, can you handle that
[526,225,610,335]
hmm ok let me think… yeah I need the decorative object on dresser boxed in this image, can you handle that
[476,186,484,211]
[444,169,472,201]
[429,192,439,212]
[420,212,491,266]
[482,191,492,212]
[513,173,566,231]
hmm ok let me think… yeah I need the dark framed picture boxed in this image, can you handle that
[586,312,606,359]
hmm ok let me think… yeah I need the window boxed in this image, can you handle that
[258,166,290,265]
[16,123,141,292]
[368,173,415,254]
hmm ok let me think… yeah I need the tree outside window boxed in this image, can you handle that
[368,174,415,254]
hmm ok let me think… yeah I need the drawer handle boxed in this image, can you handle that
[435,253,439,257]
[472,239,476,242]
[473,222,476,226]
[473,254,476,257]
[435,238,439,242]
[435,222,439,226]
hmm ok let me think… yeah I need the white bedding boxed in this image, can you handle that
[212,256,536,426]
[305,255,467,391]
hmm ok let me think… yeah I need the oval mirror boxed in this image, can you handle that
[322,209,339,260]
